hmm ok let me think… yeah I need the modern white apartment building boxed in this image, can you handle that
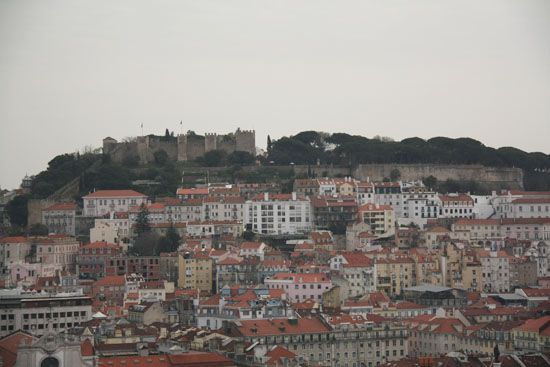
[244,193,312,235]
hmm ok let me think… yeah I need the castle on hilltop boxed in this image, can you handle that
[102,128,255,164]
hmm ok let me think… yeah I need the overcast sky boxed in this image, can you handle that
[1,0,549,190]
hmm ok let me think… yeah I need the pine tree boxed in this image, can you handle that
[135,203,151,235]
[267,135,272,154]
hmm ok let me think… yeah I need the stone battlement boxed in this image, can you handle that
[103,129,255,164]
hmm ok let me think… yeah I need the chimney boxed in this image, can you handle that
[292,192,297,201]
[264,192,269,201]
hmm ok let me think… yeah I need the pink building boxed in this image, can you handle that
[8,261,62,287]
[264,272,332,303]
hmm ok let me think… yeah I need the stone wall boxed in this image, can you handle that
[354,164,523,189]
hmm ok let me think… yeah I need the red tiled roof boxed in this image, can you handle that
[339,251,373,267]
[520,288,550,297]
[176,188,209,195]
[266,346,296,366]
[167,351,234,367]
[98,355,170,367]
[514,316,550,332]
[236,317,331,337]
[94,275,126,287]
[240,241,264,250]
[81,338,94,357]
[0,236,28,244]
[512,197,550,204]
[84,190,146,198]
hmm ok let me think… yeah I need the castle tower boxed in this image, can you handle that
[235,129,256,155]
[102,137,118,154]
[204,133,218,153]
[177,134,188,161]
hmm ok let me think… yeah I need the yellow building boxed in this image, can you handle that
[376,257,415,296]
[178,252,213,295]
[462,261,482,292]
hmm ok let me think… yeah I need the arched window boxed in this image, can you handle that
[41,357,59,367]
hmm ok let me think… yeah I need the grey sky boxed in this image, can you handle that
[1,0,549,190]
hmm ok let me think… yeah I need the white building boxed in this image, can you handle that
[82,189,147,217]
[92,213,131,243]
[0,236,32,276]
[0,288,92,337]
[438,194,475,219]
[329,252,376,297]
[244,193,313,235]
[41,203,77,236]
[479,250,511,293]
[202,196,245,222]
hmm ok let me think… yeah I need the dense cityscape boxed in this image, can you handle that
[0,130,548,367]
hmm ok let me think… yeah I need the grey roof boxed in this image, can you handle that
[490,293,526,300]
[404,284,452,293]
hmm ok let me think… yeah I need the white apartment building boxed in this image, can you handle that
[41,203,77,236]
[202,196,245,222]
[0,288,92,337]
[509,198,550,219]
[438,194,475,219]
[82,189,148,217]
[244,193,313,235]
[479,250,511,293]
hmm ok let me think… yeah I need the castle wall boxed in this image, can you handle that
[146,136,179,161]
[217,135,236,155]
[353,164,523,189]
[185,135,206,161]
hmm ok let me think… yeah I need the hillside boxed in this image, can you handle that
[28,132,550,201]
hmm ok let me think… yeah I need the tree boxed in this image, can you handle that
[227,151,255,166]
[423,175,438,190]
[267,135,272,154]
[242,230,256,241]
[390,168,401,182]
[165,128,170,137]
[29,223,49,236]
[135,203,151,235]
[201,150,226,167]
[6,195,29,228]
[130,232,159,256]
[158,225,181,253]
[154,149,169,166]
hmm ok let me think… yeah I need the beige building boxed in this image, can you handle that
[178,251,213,294]
[376,257,415,297]
[357,203,395,237]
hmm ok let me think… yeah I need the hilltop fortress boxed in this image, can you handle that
[102,129,255,164]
